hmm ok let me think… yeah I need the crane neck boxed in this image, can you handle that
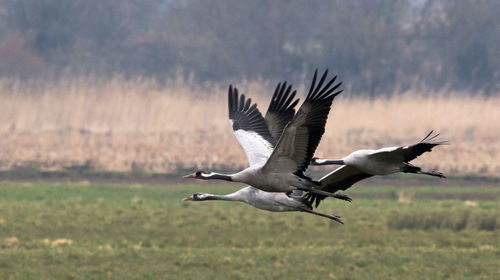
[202,172,234,181]
[202,192,245,202]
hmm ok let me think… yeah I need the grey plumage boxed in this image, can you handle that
[307,130,447,207]
[184,78,346,223]
[183,186,343,224]
[185,69,347,200]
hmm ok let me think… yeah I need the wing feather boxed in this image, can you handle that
[368,131,447,163]
[263,69,343,174]
[401,131,447,162]
[318,165,372,192]
[228,85,274,166]
[264,82,300,142]
[303,165,372,207]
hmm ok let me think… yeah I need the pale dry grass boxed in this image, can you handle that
[0,77,499,175]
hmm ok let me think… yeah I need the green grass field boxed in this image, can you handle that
[0,181,499,279]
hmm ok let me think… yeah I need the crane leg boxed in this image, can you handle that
[329,192,352,202]
[402,163,446,178]
[418,170,446,178]
[300,208,344,224]
[299,187,352,202]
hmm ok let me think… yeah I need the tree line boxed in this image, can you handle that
[0,0,498,95]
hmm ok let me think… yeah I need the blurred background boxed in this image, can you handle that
[0,0,499,176]
[1,1,500,279]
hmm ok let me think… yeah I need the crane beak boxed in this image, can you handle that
[183,173,196,179]
[183,195,194,201]
[310,157,326,165]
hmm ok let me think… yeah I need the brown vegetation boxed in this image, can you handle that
[1,77,499,175]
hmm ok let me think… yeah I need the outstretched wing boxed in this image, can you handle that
[228,85,275,166]
[369,130,447,163]
[303,165,372,207]
[319,165,373,192]
[263,69,342,175]
[264,82,300,142]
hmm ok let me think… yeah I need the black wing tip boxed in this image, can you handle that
[268,81,299,114]
[228,85,234,117]
[229,85,255,118]
[306,69,343,101]
[420,130,448,146]
[228,85,275,145]
[420,130,435,142]
[403,131,448,162]
[290,98,300,109]
[295,69,343,174]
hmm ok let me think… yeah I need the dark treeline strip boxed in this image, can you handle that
[0,0,498,95]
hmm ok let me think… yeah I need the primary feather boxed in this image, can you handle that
[265,82,300,142]
[228,85,275,166]
[263,69,343,176]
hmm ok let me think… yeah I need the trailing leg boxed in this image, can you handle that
[300,208,344,224]
[418,170,446,178]
[299,186,352,202]
[402,163,446,178]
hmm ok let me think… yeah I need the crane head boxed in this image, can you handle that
[183,170,208,179]
[182,193,208,201]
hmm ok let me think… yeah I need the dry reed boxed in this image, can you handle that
[0,77,498,175]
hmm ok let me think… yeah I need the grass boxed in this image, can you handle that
[1,77,499,176]
[0,182,499,279]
